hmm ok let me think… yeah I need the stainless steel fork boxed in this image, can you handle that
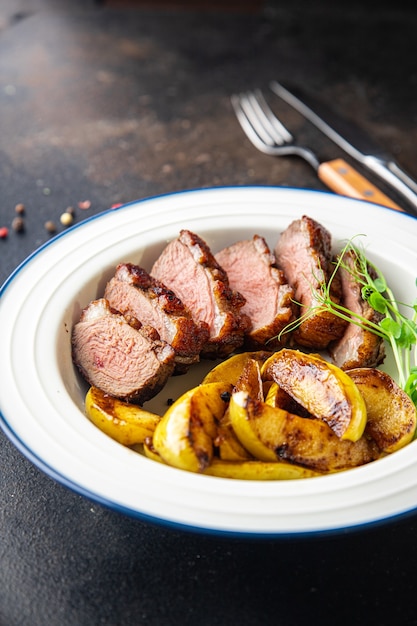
[231,89,320,169]
[231,89,403,211]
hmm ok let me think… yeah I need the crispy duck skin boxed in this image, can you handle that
[274,215,347,350]
[215,234,297,348]
[328,249,385,369]
[72,298,175,403]
[151,229,251,358]
[104,263,209,373]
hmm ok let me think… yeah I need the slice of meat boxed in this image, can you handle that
[215,235,297,348]
[274,215,347,350]
[328,249,385,369]
[72,298,175,403]
[151,229,251,358]
[104,263,209,373]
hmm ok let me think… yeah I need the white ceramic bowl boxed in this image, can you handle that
[1,186,417,536]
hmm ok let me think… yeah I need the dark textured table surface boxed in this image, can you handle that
[1,2,417,625]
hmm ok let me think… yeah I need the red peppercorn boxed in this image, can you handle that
[0,226,9,239]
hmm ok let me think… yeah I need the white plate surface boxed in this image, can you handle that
[1,186,417,536]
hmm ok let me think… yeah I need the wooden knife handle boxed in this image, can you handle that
[318,158,404,212]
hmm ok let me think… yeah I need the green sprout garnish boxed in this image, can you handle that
[278,237,417,408]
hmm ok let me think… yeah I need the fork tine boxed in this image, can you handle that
[235,93,277,147]
[232,89,322,164]
[231,93,274,151]
[231,91,293,156]
[236,89,293,148]
[247,90,293,145]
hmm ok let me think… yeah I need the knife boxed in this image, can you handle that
[270,80,417,215]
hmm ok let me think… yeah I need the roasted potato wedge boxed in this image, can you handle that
[262,349,367,441]
[143,439,164,463]
[234,357,264,399]
[204,459,321,480]
[229,391,379,472]
[85,386,161,445]
[212,360,259,461]
[152,382,233,472]
[215,404,253,461]
[348,368,417,453]
[215,420,253,461]
[202,350,272,385]
[263,380,309,416]
[264,381,282,407]
[228,392,277,462]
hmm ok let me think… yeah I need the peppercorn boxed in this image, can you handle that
[12,216,24,232]
[44,220,57,233]
[0,226,9,239]
[15,203,25,215]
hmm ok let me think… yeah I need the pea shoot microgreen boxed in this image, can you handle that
[279,237,417,409]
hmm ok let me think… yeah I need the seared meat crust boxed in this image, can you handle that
[215,235,297,348]
[274,215,347,349]
[329,250,385,369]
[72,298,175,403]
[151,229,251,358]
[104,263,209,373]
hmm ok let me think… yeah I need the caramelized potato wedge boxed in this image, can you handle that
[229,391,379,472]
[202,350,272,385]
[228,392,277,462]
[348,368,417,453]
[262,349,367,441]
[215,417,254,461]
[143,439,164,463]
[152,382,233,472]
[264,380,310,416]
[265,381,283,407]
[211,358,260,461]
[234,357,264,400]
[215,401,254,461]
[85,386,161,445]
[204,459,322,480]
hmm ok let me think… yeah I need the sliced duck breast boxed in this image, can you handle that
[151,229,251,358]
[104,263,209,373]
[215,235,297,348]
[328,249,385,369]
[72,298,175,403]
[274,215,347,350]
